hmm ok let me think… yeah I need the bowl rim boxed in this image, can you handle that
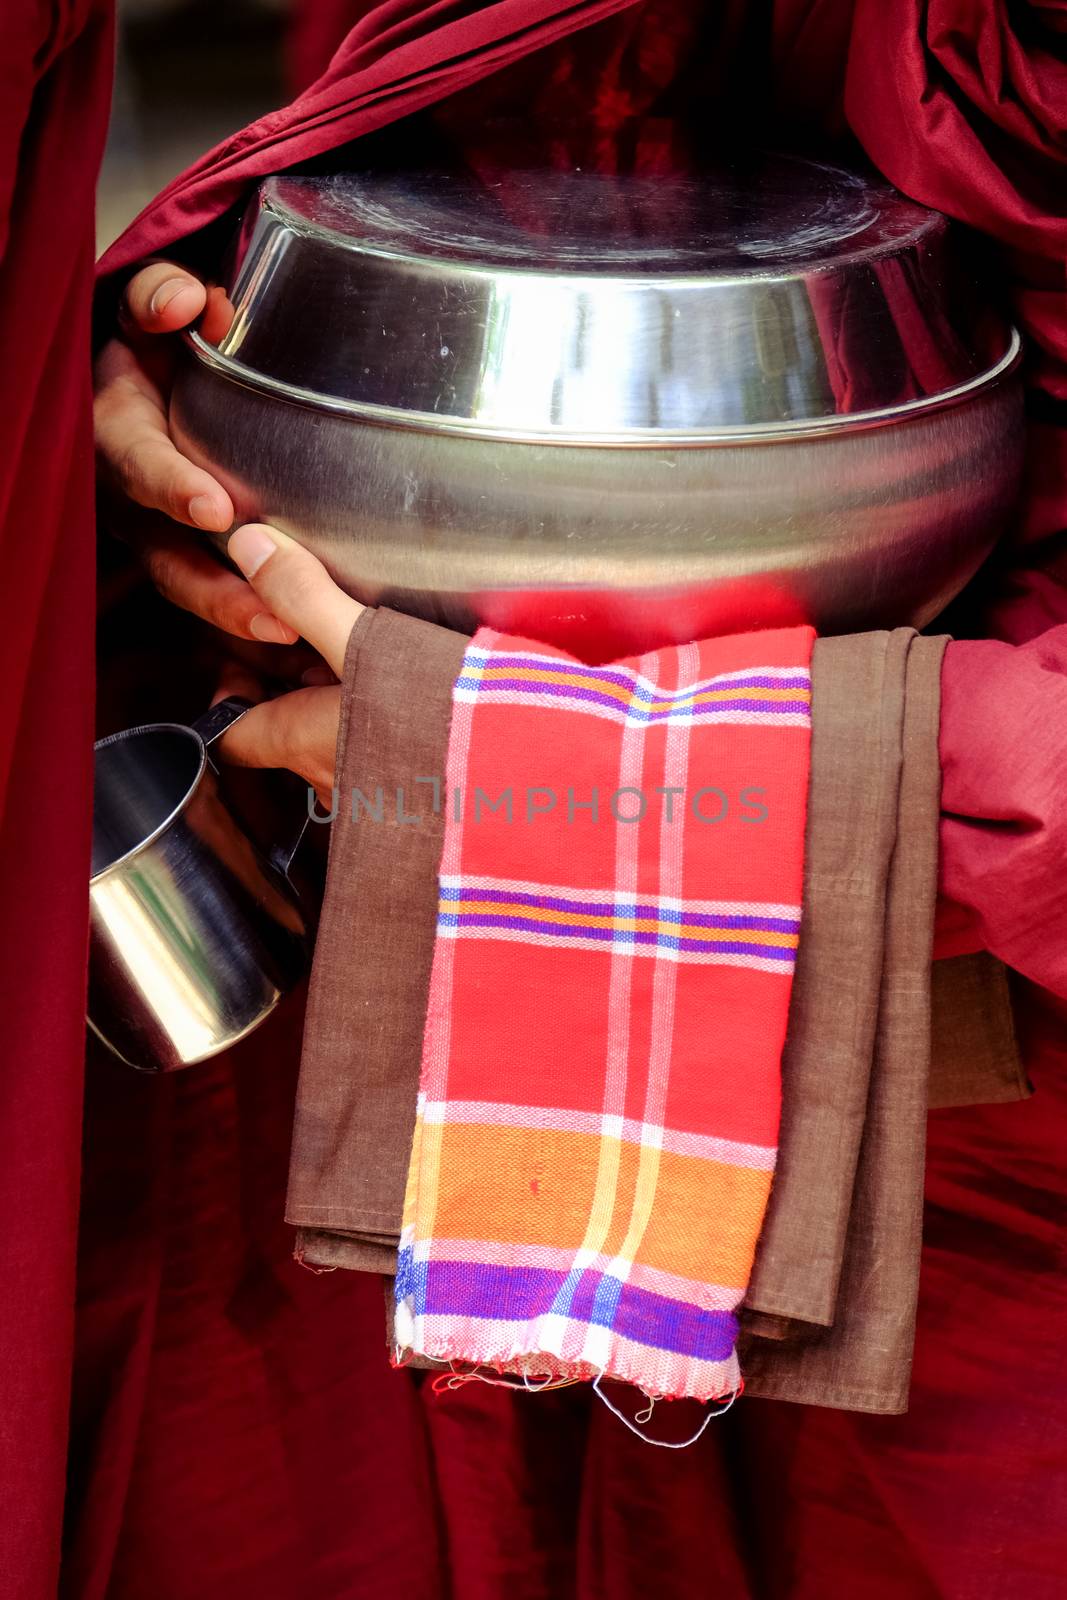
[184,325,1023,448]
[261,166,943,283]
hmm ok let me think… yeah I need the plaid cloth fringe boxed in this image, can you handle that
[396,627,814,1402]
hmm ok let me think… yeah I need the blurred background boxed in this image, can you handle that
[98,0,334,249]
[95,0,336,737]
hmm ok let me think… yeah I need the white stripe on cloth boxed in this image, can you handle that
[564,648,656,1346]
[435,922,797,971]
[588,642,697,1368]
[416,1100,777,1169]
[406,1313,742,1405]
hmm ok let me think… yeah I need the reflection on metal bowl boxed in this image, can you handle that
[170,159,1024,655]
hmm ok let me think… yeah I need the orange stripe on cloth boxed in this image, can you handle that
[413,1119,773,1290]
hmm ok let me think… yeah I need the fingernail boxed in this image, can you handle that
[249,613,299,645]
[189,494,227,531]
[150,277,192,316]
[301,665,336,687]
[229,524,277,579]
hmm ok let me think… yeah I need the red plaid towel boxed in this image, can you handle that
[396,625,814,1405]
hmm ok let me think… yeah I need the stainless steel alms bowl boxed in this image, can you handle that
[171,157,1023,655]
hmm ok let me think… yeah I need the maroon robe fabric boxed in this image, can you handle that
[286,0,380,95]
[0,5,112,1596]
[62,3,1067,1598]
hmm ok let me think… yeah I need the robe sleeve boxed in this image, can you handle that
[0,3,113,1593]
[936,625,1067,997]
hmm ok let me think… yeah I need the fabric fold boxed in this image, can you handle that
[287,607,468,1242]
[741,630,948,1411]
[287,612,1026,1413]
[742,630,917,1332]
[928,951,1026,1110]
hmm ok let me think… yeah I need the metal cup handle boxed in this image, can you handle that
[191,697,310,892]
[191,695,254,751]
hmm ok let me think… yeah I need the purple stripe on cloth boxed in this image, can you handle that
[419,1259,568,1323]
[412,1255,739,1362]
[471,654,810,700]
[456,674,811,719]
[610,1281,740,1363]
[438,911,796,960]
[439,885,800,934]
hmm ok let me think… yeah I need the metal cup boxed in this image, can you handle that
[89,698,310,1072]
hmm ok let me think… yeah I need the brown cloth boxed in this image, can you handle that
[287,607,466,1254]
[738,631,1023,1412]
[287,613,1026,1412]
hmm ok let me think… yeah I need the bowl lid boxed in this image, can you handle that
[192,156,1019,443]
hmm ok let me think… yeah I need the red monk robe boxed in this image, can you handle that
[65,3,1067,1598]
[0,5,112,1597]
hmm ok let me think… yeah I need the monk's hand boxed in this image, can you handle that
[214,526,365,794]
[94,261,296,645]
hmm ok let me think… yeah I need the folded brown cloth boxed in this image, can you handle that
[739,630,1023,1412]
[287,607,464,1253]
[287,612,1026,1413]
[929,950,1026,1109]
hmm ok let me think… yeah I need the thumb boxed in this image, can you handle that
[123,261,207,335]
[227,524,364,678]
